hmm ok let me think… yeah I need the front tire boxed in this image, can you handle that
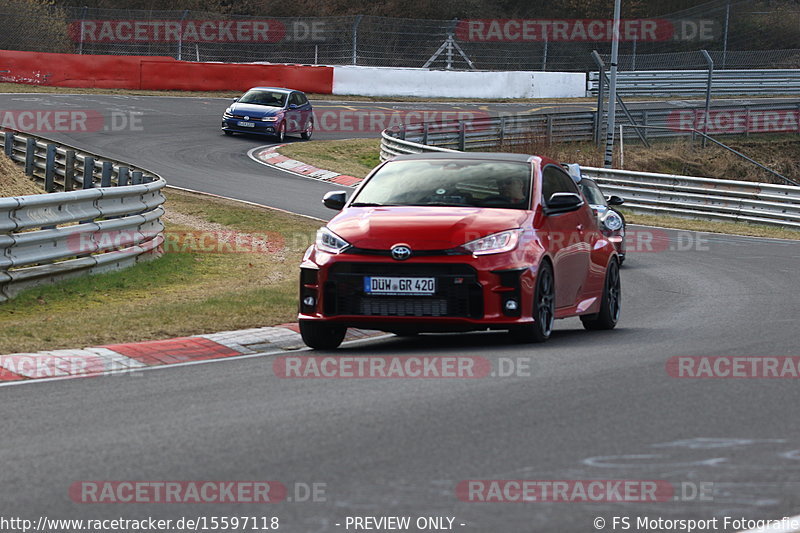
[300,320,346,350]
[581,258,621,330]
[275,121,286,143]
[510,261,554,343]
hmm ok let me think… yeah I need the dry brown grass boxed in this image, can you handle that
[0,154,43,197]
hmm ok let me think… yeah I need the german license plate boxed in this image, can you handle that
[364,276,436,296]
[237,121,255,127]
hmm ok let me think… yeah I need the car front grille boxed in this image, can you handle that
[324,263,483,318]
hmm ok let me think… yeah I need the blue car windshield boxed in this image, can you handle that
[238,91,287,107]
[351,159,532,209]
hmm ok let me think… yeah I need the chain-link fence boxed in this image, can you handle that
[1,1,799,71]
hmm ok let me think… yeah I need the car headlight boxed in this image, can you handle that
[316,227,351,254]
[463,229,523,255]
[223,108,233,118]
[601,211,623,232]
[261,116,279,122]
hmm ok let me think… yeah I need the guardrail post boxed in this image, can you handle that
[546,115,553,145]
[498,116,506,146]
[132,171,143,185]
[422,123,429,145]
[101,161,113,187]
[64,150,76,192]
[3,132,12,157]
[45,144,57,192]
[641,110,648,143]
[83,156,95,189]
[118,166,130,186]
[745,107,751,137]
[458,120,465,151]
[24,138,36,175]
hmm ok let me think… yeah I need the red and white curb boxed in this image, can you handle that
[0,325,382,385]
[248,145,364,188]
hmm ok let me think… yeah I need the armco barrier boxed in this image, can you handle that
[380,119,800,229]
[0,130,166,301]
[0,49,334,93]
[588,70,800,97]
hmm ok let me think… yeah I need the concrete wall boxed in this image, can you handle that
[332,66,585,99]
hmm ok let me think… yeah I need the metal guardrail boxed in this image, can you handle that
[0,130,166,302]
[581,167,800,229]
[381,101,800,162]
[588,70,800,97]
[380,109,800,229]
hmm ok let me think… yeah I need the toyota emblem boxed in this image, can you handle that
[391,245,412,261]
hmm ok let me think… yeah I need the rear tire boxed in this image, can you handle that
[509,261,554,343]
[299,320,346,350]
[301,120,313,140]
[581,258,621,330]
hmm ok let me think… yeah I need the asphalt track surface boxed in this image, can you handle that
[1,94,800,532]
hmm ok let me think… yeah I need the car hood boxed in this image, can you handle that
[229,103,283,117]
[329,206,530,250]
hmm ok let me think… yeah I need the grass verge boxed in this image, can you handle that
[0,188,322,353]
[1,153,43,196]
[279,138,381,178]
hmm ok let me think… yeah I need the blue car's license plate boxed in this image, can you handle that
[237,121,255,127]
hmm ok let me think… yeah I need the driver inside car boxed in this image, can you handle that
[497,176,528,205]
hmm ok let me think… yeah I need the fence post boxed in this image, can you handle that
[3,132,12,157]
[745,107,751,137]
[546,115,553,145]
[642,110,648,143]
[101,161,113,187]
[701,50,714,148]
[351,15,363,65]
[118,166,130,186]
[24,138,36,176]
[83,156,95,189]
[591,51,606,147]
[132,171,143,185]
[458,120,465,151]
[64,150,76,192]
[45,144,57,191]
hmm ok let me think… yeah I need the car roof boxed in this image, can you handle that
[390,152,553,164]
[247,87,295,93]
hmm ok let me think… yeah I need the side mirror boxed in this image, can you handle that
[545,192,584,215]
[322,191,347,211]
[607,195,625,206]
[289,103,299,109]
[232,97,239,102]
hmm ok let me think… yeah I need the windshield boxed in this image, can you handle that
[238,90,287,107]
[351,159,532,209]
[580,179,607,206]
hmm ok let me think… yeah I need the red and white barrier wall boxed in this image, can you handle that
[0,50,585,98]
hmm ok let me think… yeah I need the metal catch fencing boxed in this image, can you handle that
[2,1,800,72]
[379,107,800,229]
[0,130,166,301]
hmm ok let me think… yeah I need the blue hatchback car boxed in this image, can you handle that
[221,87,314,142]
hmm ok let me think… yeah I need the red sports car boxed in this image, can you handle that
[298,153,621,349]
